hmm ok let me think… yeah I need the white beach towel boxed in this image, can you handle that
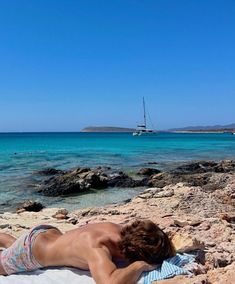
[0,253,197,284]
[0,267,144,284]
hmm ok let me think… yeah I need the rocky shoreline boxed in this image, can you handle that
[1,160,235,283]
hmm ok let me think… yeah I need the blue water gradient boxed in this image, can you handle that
[0,132,234,212]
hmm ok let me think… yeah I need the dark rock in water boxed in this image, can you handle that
[106,171,143,188]
[38,167,109,196]
[37,166,146,197]
[84,171,108,188]
[148,173,174,188]
[147,161,158,165]
[148,160,235,189]
[38,173,88,196]
[173,160,235,174]
[36,168,65,175]
[181,173,212,187]
[214,160,235,173]
[173,161,218,174]
[17,200,44,212]
[148,172,213,189]
[137,167,161,176]
[123,198,131,204]
[96,166,111,171]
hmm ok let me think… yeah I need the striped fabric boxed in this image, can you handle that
[143,253,195,284]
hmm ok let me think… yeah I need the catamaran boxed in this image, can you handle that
[133,97,155,136]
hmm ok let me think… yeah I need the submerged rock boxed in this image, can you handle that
[137,167,161,176]
[35,168,65,175]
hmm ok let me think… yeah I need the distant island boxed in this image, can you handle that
[81,126,135,132]
[81,123,235,133]
[169,123,235,133]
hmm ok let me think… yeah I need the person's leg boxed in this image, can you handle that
[0,251,7,275]
[0,233,16,249]
[0,233,16,275]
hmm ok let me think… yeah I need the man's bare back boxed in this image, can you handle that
[0,221,175,284]
[33,222,123,270]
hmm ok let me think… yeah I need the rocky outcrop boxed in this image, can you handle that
[2,160,234,283]
[172,160,235,174]
[37,167,147,196]
[36,160,235,197]
[148,160,235,190]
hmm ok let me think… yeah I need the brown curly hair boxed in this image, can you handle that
[119,220,175,264]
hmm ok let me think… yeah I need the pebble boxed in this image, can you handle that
[0,224,10,229]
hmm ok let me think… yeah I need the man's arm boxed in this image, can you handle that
[87,248,156,284]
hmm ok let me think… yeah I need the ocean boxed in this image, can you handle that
[0,132,235,212]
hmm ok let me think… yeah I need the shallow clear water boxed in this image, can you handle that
[0,132,234,212]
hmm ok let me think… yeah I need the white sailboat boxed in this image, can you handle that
[133,97,154,136]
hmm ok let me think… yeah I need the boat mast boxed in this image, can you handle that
[143,97,146,128]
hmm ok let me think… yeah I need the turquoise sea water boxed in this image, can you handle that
[0,132,235,212]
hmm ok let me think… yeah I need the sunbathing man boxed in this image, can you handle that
[0,220,175,284]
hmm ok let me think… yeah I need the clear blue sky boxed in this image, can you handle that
[0,0,234,131]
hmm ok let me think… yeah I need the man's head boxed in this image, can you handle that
[119,220,175,264]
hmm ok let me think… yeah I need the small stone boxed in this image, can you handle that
[0,224,10,229]
[52,209,69,220]
[138,193,153,199]
[154,188,174,198]
[16,208,26,214]
[17,200,44,212]
[172,234,205,253]
[206,241,216,247]
[55,209,68,216]
[68,217,78,225]
[53,213,68,220]
[198,221,211,231]
[219,213,235,224]
[189,219,202,226]
[41,216,50,220]
[213,252,233,268]
[173,219,189,227]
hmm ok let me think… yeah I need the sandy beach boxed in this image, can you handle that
[0,160,234,283]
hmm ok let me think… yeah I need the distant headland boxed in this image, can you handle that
[81,126,135,132]
[169,123,235,133]
[81,123,235,133]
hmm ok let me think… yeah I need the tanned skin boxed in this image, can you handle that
[0,222,156,284]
